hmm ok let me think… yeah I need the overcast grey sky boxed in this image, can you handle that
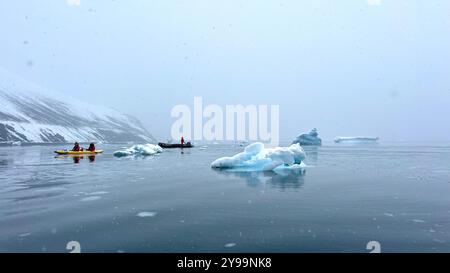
[1,0,449,142]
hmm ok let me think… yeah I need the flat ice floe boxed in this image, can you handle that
[113,144,163,157]
[224,243,237,248]
[211,142,306,172]
[334,137,379,143]
[136,212,157,218]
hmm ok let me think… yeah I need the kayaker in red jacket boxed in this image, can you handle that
[72,142,81,151]
[181,136,185,146]
[87,143,96,152]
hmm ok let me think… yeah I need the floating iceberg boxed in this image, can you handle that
[113,144,163,157]
[292,128,322,146]
[211,142,306,171]
[334,137,379,143]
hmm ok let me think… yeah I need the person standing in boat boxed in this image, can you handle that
[180,136,185,146]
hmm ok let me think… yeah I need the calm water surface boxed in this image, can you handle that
[1,143,450,253]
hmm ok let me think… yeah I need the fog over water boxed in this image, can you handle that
[1,0,449,142]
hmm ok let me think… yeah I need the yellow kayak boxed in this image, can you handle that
[54,150,104,155]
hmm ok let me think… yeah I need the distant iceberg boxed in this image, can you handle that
[211,142,306,172]
[292,128,322,146]
[113,144,163,157]
[334,137,379,143]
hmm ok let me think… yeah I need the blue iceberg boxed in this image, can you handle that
[292,128,322,146]
[211,142,306,172]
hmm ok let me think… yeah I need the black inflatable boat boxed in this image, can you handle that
[158,142,193,148]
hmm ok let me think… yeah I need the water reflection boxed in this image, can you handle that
[214,168,306,190]
[54,155,96,164]
[0,158,9,170]
[7,173,71,204]
[180,148,192,155]
[302,146,319,166]
[268,168,306,190]
[73,156,82,164]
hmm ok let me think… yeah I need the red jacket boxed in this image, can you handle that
[72,144,81,151]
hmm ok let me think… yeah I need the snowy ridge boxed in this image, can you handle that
[0,68,155,143]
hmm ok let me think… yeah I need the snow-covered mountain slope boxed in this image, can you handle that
[0,68,155,143]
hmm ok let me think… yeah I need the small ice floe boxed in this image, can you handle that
[224,243,236,248]
[137,212,157,218]
[18,233,31,238]
[211,142,306,172]
[80,196,102,202]
[383,213,395,217]
[412,219,426,223]
[114,144,163,157]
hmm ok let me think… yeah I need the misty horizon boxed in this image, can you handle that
[1,0,449,142]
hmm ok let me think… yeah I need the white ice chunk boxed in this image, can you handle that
[224,243,237,248]
[114,144,163,157]
[137,212,157,218]
[211,142,306,171]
